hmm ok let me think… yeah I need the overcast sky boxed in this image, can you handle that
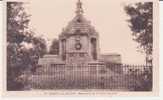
[26,0,148,64]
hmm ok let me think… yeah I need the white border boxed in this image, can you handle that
[0,0,161,98]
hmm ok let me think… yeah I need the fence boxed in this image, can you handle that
[29,63,152,91]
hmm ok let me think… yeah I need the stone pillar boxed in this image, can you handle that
[59,38,62,59]
[91,38,97,60]
[96,36,100,60]
[61,39,66,61]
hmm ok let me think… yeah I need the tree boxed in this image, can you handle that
[49,39,59,55]
[30,36,47,73]
[124,2,153,66]
[7,2,47,90]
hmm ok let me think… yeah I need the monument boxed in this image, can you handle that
[38,0,121,68]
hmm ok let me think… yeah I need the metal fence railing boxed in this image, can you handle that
[29,63,152,91]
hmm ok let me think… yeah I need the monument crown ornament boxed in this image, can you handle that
[76,0,84,15]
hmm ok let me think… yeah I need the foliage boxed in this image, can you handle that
[49,39,59,55]
[124,2,153,65]
[127,69,152,91]
[7,2,47,90]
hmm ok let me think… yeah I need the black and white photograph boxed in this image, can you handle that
[3,0,159,96]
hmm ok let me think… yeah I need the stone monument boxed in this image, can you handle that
[38,0,121,67]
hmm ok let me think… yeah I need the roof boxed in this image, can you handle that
[61,0,97,36]
[38,55,65,65]
[100,53,121,56]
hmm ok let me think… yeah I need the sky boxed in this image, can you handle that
[26,0,147,65]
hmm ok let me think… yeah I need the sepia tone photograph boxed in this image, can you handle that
[3,0,159,96]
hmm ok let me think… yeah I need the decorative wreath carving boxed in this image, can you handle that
[75,43,82,50]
